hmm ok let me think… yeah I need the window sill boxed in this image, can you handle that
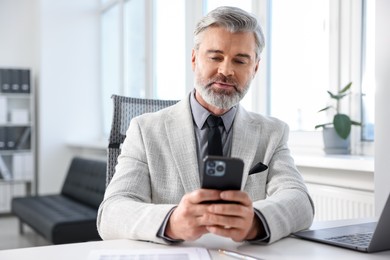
[293,153,374,192]
[293,153,374,172]
[66,141,375,173]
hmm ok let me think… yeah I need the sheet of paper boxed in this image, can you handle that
[87,247,211,260]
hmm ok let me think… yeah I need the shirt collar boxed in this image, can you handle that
[190,89,237,131]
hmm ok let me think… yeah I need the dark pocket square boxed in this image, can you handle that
[249,162,268,175]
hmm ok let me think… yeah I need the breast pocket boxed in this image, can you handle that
[243,170,268,201]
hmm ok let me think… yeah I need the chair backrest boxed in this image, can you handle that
[107,95,179,186]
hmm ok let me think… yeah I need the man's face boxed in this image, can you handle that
[192,26,259,111]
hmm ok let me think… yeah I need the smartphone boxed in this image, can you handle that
[201,156,244,191]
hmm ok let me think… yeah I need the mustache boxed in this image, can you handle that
[206,74,238,91]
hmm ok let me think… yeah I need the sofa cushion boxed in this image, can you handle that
[61,157,106,209]
[11,195,100,244]
[11,157,107,244]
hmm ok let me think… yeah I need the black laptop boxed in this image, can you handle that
[293,194,390,253]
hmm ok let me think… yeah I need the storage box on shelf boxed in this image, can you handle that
[0,68,35,214]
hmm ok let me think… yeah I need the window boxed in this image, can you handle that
[269,0,330,131]
[99,0,374,155]
[267,0,373,155]
[100,0,186,136]
[124,0,146,98]
[153,0,186,99]
[204,0,252,13]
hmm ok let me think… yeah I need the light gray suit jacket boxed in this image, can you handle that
[97,94,314,244]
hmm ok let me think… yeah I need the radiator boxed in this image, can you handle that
[306,183,375,221]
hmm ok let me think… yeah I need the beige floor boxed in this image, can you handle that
[0,215,51,250]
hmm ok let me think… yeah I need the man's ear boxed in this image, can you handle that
[191,49,196,71]
[253,59,260,78]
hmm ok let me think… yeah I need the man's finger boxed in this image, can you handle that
[220,190,252,205]
[188,189,222,204]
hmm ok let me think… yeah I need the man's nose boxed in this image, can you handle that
[218,61,234,77]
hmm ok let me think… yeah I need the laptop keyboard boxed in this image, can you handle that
[326,232,373,247]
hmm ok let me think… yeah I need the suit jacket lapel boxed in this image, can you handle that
[165,97,200,193]
[231,106,262,188]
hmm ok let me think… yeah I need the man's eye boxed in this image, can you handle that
[210,57,222,61]
[234,60,246,64]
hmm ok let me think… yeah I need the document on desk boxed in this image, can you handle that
[87,247,211,260]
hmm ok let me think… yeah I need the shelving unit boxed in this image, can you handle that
[0,68,35,214]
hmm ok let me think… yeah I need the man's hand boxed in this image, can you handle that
[202,190,261,242]
[166,189,262,242]
[165,189,221,241]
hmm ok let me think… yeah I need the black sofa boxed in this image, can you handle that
[11,157,106,244]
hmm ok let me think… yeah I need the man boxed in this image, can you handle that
[97,6,314,244]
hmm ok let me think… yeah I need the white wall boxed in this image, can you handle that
[38,0,100,193]
[375,0,390,215]
[0,0,38,68]
[0,0,101,194]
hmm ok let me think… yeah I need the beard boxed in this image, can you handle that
[194,73,250,110]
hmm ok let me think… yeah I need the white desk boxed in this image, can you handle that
[1,219,389,260]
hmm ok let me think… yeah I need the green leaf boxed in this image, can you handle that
[334,93,348,100]
[327,91,347,100]
[333,114,351,139]
[339,82,352,94]
[318,106,332,113]
[315,123,333,129]
[327,91,337,99]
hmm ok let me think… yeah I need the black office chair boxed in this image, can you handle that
[106,95,178,186]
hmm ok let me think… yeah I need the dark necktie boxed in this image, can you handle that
[207,115,223,156]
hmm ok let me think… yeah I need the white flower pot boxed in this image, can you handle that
[322,127,351,154]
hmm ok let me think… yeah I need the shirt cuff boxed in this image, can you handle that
[156,206,184,244]
[246,208,270,243]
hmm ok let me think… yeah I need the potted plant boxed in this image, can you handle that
[315,82,361,154]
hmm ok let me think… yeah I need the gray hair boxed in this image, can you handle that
[194,6,265,60]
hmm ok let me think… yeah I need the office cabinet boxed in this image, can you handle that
[0,68,35,213]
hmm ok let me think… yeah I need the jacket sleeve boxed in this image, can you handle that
[97,117,176,244]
